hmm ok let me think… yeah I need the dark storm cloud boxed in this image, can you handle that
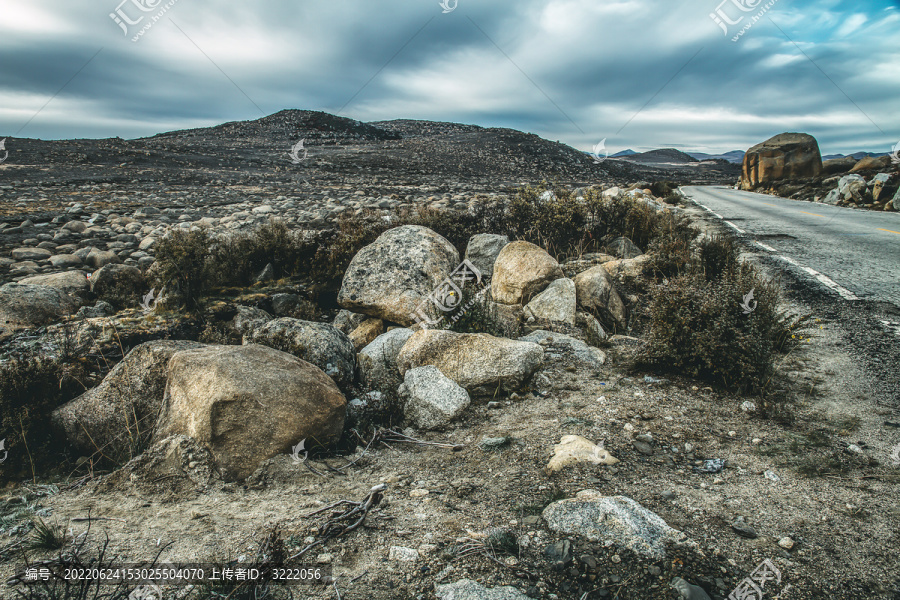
[0,0,897,155]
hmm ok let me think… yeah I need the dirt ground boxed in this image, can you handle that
[2,295,899,599]
[1,202,899,600]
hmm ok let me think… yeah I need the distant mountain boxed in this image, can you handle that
[685,150,745,164]
[822,151,889,161]
[612,149,638,157]
[620,148,699,164]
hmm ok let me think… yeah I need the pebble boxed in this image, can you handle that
[731,519,758,539]
[778,536,794,550]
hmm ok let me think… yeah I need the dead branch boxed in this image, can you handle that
[289,484,387,560]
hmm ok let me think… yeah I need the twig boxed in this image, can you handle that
[378,428,464,451]
[350,570,368,584]
[70,517,127,524]
[289,484,387,560]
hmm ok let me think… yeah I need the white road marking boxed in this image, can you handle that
[688,192,862,301]
[777,255,799,266]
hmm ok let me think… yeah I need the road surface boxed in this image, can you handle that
[681,186,900,307]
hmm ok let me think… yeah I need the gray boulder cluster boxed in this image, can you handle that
[45,222,636,481]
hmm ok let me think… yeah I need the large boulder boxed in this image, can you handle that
[0,283,79,337]
[399,366,471,430]
[19,271,90,298]
[397,329,544,394]
[741,133,822,190]
[337,225,460,327]
[359,328,415,392]
[51,340,205,455]
[155,344,346,481]
[523,278,576,325]
[822,156,857,175]
[573,266,627,329]
[491,241,563,305]
[850,155,892,173]
[543,492,684,559]
[90,264,145,308]
[247,318,356,387]
[464,234,509,278]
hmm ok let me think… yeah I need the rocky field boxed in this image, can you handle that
[0,113,898,600]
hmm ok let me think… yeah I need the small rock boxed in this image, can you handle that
[731,519,758,539]
[670,577,712,600]
[741,401,757,413]
[778,536,794,550]
[546,435,618,472]
[389,546,419,562]
[661,490,676,501]
[480,436,511,450]
[543,540,572,566]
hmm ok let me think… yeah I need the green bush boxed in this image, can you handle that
[640,233,809,395]
[208,220,317,287]
[0,358,83,479]
[151,228,213,310]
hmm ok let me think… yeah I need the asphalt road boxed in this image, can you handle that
[681,186,900,307]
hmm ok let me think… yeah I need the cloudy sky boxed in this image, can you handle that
[1,0,898,155]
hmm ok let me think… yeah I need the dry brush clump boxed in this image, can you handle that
[640,235,811,397]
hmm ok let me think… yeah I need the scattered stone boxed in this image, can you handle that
[661,490,676,501]
[573,265,627,329]
[576,311,608,345]
[693,459,725,474]
[359,327,415,392]
[399,365,471,430]
[230,305,273,337]
[85,248,122,269]
[255,262,275,283]
[518,330,605,371]
[398,329,544,394]
[90,264,145,308]
[741,132,822,190]
[48,254,83,268]
[491,241,563,305]
[332,309,368,334]
[10,247,51,261]
[778,536,795,550]
[19,271,90,298]
[543,492,683,559]
[523,277,576,325]
[248,317,356,387]
[546,435,618,473]
[607,237,643,259]
[464,233,509,277]
[741,401,757,413]
[544,540,573,566]
[348,317,384,351]
[75,300,115,319]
